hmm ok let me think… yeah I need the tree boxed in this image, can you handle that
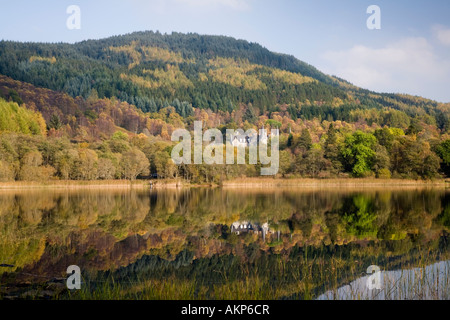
[18,150,55,181]
[8,89,23,105]
[74,149,98,180]
[278,150,293,177]
[121,148,150,180]
[153,151,166,179]
[265,119,282,128]
[109,131,130,153]
[153,150,177,179]
[21,150,43,167]
[406,119,424,136]
[373,145,390,177]
[341,131,376,177]
[0,98,47,135]
[298,128,312,153]
[287,133,294,148]
[324,124,342,175]
[48,113,62,130]
[97,158,116,180]
[392,136,440,179]
[243,104,257,123]
[0,160,14,181]
[55,149,77,180]
[374,127,394,151]
[422,153,441,179]
[436,140,450,176]
[296,146,329,178]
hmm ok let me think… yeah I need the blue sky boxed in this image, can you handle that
[1,0,449,102]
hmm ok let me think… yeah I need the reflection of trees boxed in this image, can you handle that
[0,188,448,277]
[342,195,378,238]
[438,204,450,228]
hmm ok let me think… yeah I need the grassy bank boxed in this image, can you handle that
[222,178,447,188]
[0,180,150,190]
[0,178,447,190]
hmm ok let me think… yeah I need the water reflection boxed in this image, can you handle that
[317,260,450,300]
[230,221,271,240]
[0,187,449,300]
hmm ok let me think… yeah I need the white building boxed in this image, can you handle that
[228,127,279,147]
[231,135,251,148]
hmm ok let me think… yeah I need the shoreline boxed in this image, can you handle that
[0,178,447,190]
[0,180,150,190]
[221,178,447,188]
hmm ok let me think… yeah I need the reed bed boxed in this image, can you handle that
[0,178,446,191]
[0,180,151,190]
[222,178,446,189]
[316,253,450,300]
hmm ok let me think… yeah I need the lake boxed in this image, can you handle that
[0,186,449,300]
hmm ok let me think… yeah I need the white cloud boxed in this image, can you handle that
[175,0,251,10]
[320,37,450,101]
[433,25,450,46]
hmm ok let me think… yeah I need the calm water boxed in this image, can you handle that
[0,187,449,300]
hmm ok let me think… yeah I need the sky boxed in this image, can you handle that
[1,0,449,102]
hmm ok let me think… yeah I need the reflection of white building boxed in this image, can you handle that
[231,221,273,240]
[231,221,254,234]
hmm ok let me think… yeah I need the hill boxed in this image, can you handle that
[1,31,450,183]
[1,31,449,128]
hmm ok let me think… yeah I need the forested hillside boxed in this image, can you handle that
[1,31,448,124]
[1,31,450,183]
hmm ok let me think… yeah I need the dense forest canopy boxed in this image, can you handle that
[1,31,447,120]
[1,31,450,182]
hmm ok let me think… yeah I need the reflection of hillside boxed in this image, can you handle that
[0,188,449,291]
[94,236,450,300]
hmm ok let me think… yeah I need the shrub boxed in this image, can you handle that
[0,160,14,181]
[377,168,391,179]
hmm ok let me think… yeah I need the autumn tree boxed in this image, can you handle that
[54,149,77,180]
[97,157,116,180]
[109,131,130,153]
[373,145,391,179]
[19,150,55,181]
[74,148,98,180]
[0,160,14,181]
[278,150,293,177]
[121,148,150,180]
